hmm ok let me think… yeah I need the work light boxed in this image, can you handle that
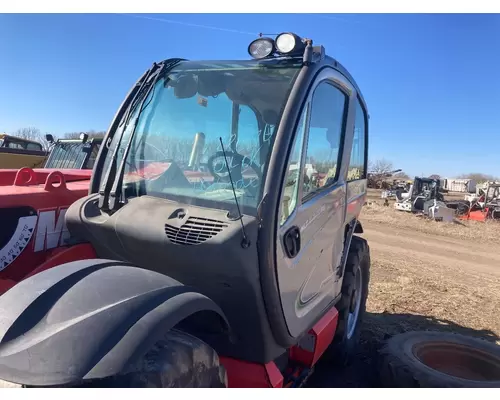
[275,33,305,55]
[248,37,275,59]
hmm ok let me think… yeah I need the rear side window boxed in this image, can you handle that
[27,143,43,151]
[348,98,367,181]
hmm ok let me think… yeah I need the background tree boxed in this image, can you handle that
[458,173,499,183]
[369,158,395,175]
[13,126,53,150]
[63,130,106,140]
[13,126,40,141]
[367,158,406,189]
[394,171,410,180]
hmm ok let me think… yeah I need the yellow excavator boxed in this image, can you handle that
[0,133,48,169]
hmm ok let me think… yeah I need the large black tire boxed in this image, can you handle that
[379,331,500,388]
[122,329,227,388]
[1,329,227,388]
[327,235,371,366]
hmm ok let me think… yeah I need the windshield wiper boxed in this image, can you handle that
[107,58,184,212]
[98,63,158,211]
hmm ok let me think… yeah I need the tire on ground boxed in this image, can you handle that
[327,235,371,366]
[378,331,500,388]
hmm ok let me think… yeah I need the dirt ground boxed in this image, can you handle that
[307,191,500,387]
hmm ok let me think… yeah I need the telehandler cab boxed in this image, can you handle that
[0,32,370,388]
[43,133,102,170]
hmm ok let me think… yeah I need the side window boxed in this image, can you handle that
[7,142,23,149]
[348,98,367,180]
[27,143,42,151]
[302,82,347,200]
[279,107,307,226]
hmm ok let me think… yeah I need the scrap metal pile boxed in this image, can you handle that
[367,168,403,190]
[389,177,500,222]
[455,181,500,221]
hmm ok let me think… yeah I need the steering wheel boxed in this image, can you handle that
[207,151,262,189]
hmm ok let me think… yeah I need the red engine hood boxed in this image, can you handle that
[0,168,93,293]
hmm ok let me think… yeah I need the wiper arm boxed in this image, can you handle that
[98,63,159,211]
[107,58,184,212]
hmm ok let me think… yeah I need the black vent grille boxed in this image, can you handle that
[165,217,228,245]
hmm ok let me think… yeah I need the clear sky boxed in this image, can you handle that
[0,13,499,177]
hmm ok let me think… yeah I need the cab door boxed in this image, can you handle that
[275,67,357,338]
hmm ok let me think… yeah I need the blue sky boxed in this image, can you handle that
[0,13,499,177]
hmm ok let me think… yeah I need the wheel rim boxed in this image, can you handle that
[346,264,362,340]
[413,341,500,381]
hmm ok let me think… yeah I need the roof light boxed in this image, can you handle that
[79,132,89,143]
[275,33,305,55]
[248,37,275,59]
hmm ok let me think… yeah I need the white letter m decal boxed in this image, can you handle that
[34,208,70,252]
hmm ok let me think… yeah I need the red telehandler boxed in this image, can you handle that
[0,33,372,388]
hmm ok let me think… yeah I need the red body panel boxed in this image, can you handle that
[24,243,97,279]
[0,244,96,294]
[220,358,284,388]
[0,168,91,294]
[289,307,339,367]
[459,209,488,222]
[221,306,339,388]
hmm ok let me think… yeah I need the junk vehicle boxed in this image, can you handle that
[458,182,500,222]
[381,179,412,199]
[0,132,101,176]
[0,133,47,169]
[464,181,500,203]
[443,178,476,194]
[394,176,455,221]
[0,33,373,388]
[0,134,103,293]
[43,133,102,170]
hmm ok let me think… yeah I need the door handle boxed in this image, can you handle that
[283,226,301,258]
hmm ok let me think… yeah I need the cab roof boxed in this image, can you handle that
[0,133,43,146]
[163,54,368,117]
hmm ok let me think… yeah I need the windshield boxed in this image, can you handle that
[101,60,301,214]
[487,185,500,203]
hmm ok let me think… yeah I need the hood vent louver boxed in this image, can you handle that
[164,217,228,245]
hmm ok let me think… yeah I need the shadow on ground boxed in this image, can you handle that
[306,311,500,388]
